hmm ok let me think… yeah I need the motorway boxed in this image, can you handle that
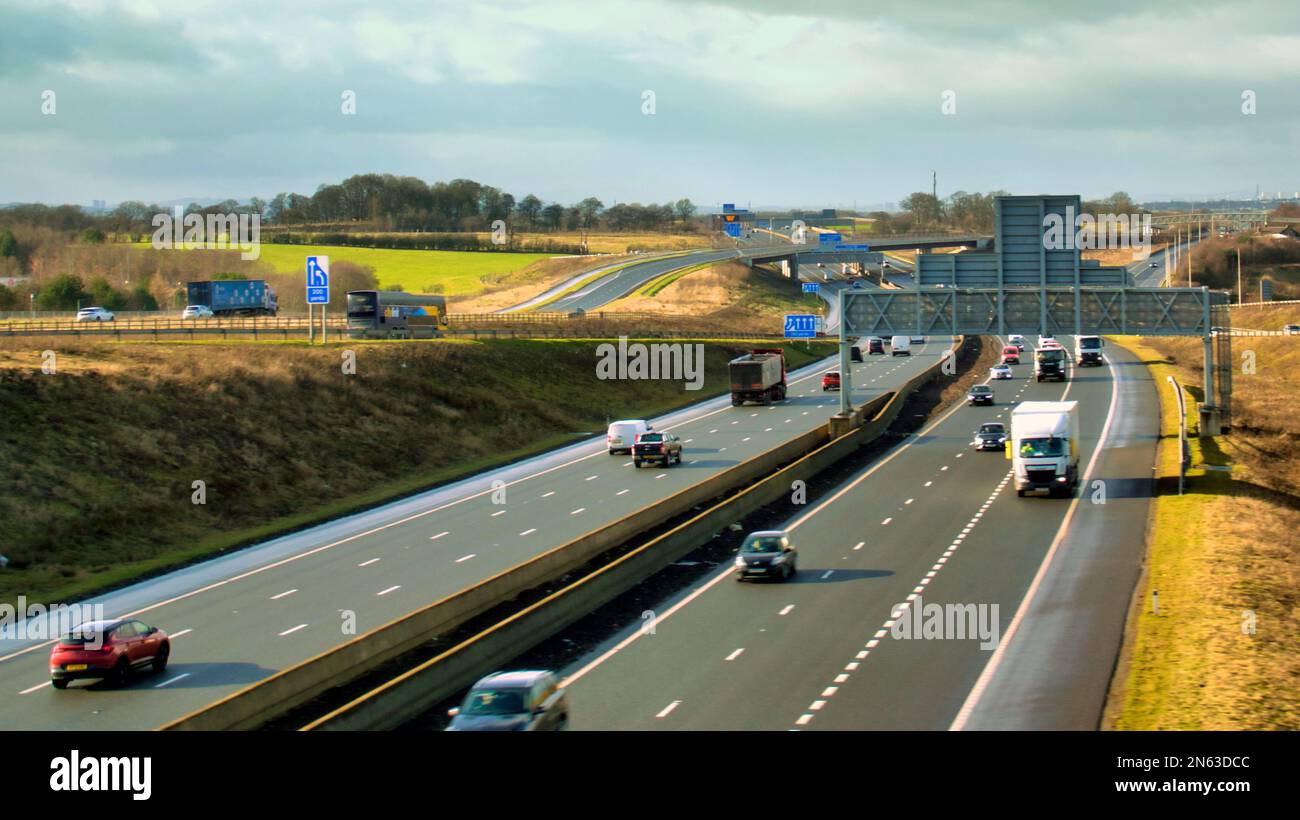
[560,336,1159,730]
[0,337,954,729]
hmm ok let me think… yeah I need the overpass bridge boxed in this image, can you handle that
[741,233,991,272]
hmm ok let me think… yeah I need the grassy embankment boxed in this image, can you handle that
[608,261,823,332]
[1107,303,1300,729]
[0,337,835,606]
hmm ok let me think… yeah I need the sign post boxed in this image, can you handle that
[306,256,330,344]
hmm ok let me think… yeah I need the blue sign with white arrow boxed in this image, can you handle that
[306,256,330,304]
[783,314,818,338]
[801,282,820,293]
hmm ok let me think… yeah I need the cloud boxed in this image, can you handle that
[0,0,1297,204]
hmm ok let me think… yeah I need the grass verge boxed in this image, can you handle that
[1104,335,1300,729]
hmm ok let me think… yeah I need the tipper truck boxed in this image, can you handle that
[1008,401,1080,497]
[186,279,279,317]
[729,348,787,406]
[1075,335,1104,367]
[1033,345,1067,382]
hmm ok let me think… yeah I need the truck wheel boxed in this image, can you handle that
[1017,489,1025,497]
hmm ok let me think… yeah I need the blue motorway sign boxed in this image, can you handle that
[836,243,870,251]
[818,232,842,244]
[724,222,742,237]
[306,255,330,304]
[783,313,819,338]
[801,282,820,293]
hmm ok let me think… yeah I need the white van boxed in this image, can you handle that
[889,336,912,356]
[607,419,651,454]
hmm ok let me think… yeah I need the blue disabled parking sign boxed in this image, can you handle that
[306,256,330,304]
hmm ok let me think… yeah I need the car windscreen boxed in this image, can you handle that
[980,425,1004,434]
[638,434,663,442]
[970,386,991,393]
[462,688,529,715]
[1018,437,1066,457]
[742,536,785,553]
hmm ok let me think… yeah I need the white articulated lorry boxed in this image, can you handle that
[1007,401,1081,497]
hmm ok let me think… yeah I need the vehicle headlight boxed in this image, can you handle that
[734,556,747,568]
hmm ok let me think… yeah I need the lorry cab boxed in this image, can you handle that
[1009,401,1080,497]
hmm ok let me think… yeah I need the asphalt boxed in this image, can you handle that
[560,336,1158,730]
[0,338,951,729]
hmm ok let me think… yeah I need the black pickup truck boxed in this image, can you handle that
[633,432,682,468]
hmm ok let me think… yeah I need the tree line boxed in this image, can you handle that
[0,175,699,238]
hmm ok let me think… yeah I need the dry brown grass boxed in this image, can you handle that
[604,261,823,333]
[467,231,713,254]
[1108,334,1300,729]
[449,254,637,312]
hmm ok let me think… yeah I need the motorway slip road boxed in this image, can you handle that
[562,337,1158,730]
[0,339,952,730]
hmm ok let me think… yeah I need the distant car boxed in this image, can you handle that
[1284,324,1300,335]
[850,344,864,362]
[446,671,568,731]
[822,371,841,391]
[968,385,994,406]
[49,619,169,689]
[633,431,682,468]
[734,530,798,582]
[867,337,885,355]
[1001,345,1021,365]
[181,304,215,320]
[971,422,1007,451]
[607,419,651,455]
[850,279,865,289]
[74,307,114,323]
[1149,261,1159,268]
[990,364,1014,380]
[1007,334,1026,351]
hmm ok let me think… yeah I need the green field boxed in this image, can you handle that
[254,244,559,296]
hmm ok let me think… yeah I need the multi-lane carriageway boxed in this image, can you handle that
[0,339,951,730]
[562,337,1159,730]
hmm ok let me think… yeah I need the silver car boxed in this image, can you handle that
[446,670,569,731]
[74,307,114,322]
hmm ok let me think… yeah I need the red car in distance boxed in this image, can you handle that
[822,371,841,391]
[1001,345,1021,365]
[49,619,170,689]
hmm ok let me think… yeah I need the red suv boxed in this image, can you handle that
[821,371,841,391]
[50,619,170,689]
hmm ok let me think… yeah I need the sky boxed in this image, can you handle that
[1,0,1298,209]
